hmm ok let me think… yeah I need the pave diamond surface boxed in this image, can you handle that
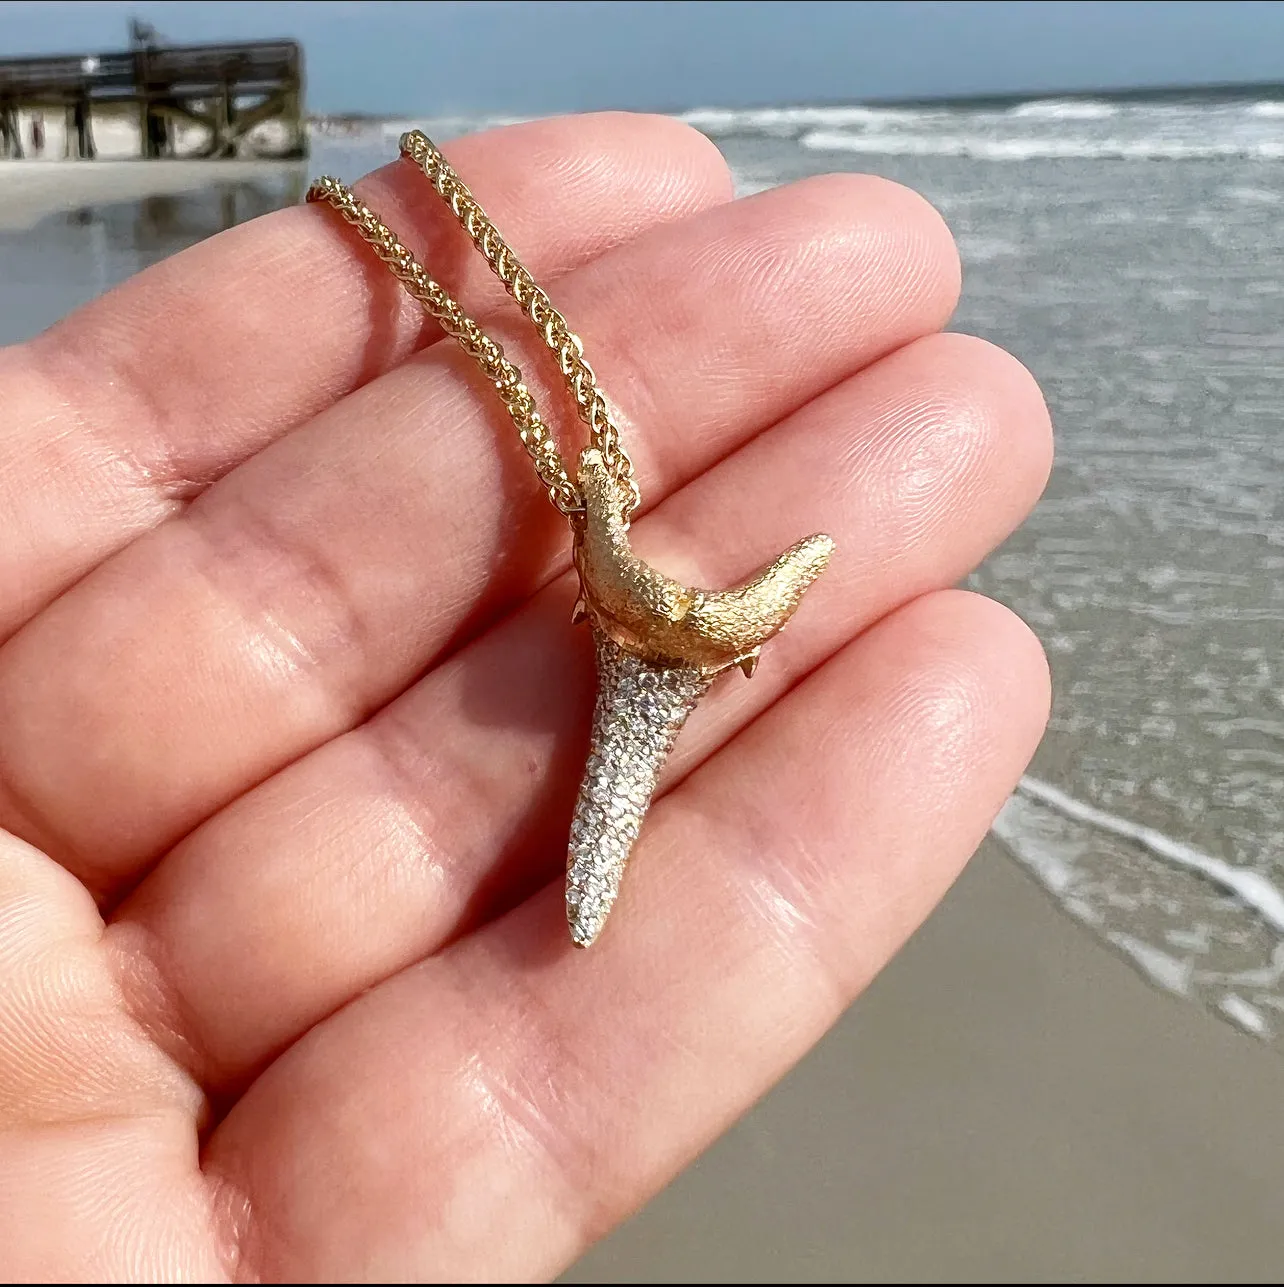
[565,626,715,947]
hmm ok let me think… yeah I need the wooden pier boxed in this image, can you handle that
[0,36,306,161]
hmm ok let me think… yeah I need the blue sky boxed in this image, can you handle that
[5,1,1284,115]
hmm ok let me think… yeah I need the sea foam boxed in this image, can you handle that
[1007,98,1119,120]
[799,130,1284,162]
[679,104,936,135]
[1010,776,1284,932]
[995,778,1284,1041]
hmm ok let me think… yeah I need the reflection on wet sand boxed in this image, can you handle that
[0,163,306,343]
[125,168,306,243]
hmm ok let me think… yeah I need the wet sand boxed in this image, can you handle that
[6,159,1284,1283]
[0,159,305,345]
[0,158,303,233]
[569,840,1284,1283]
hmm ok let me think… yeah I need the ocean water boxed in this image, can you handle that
[682,95,1284,1045]
[4,95,1283,1044]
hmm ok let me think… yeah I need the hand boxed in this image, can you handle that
[0,114,1050,1281]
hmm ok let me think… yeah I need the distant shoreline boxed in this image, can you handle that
[859,79,1284,111]
[306,79,1284,128]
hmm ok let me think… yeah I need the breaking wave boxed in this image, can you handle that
[994,778,1284,1042]
[679,103,939,135]
[800,130,1284,161]
[1007,98,1119,120]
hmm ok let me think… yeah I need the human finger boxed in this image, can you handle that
[113,332,1049,1091]
[0,172,959,894]
[0,112,731,638]
[201,589,1050,1282]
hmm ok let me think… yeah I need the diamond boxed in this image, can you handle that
[565,627,715,948]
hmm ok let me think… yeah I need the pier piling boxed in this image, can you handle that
[0,38,306,161]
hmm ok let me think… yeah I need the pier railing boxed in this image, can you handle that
[0,39,306,160]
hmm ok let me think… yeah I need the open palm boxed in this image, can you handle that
[0,114,1050,1281]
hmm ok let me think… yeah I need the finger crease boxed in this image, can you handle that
[683,781,853,1012]
[29,336,197,511]
[452,960,621,1241]
[182,493,377,726]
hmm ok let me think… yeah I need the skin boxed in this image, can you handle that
[0,113,1052,1281]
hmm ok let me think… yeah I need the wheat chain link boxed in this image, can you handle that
[306,128,640,518]
[306,175,581,513]
[398,129,639,515]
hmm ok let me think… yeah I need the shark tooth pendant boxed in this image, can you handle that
[565,449,834,946]
[309,129,835,951]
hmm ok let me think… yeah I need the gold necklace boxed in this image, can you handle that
[308,131,833,947]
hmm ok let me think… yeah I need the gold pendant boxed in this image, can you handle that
[306,131,834,949]
[565,449,833,946]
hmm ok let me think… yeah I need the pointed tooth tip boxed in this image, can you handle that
[738,651,761,678]
[568,913,602,948]
[571,596,589,625]
[807,532,837,564]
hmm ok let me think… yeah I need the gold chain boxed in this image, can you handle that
[399,130,640,516]
[306,128,640,518]
[306,175,581,514]
[310,131,835,952]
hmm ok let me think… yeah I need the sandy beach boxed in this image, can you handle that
[571,840,1284,1283]
[3,129,1283,1282]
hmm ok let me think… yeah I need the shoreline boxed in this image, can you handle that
[568,839,1284,1283]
